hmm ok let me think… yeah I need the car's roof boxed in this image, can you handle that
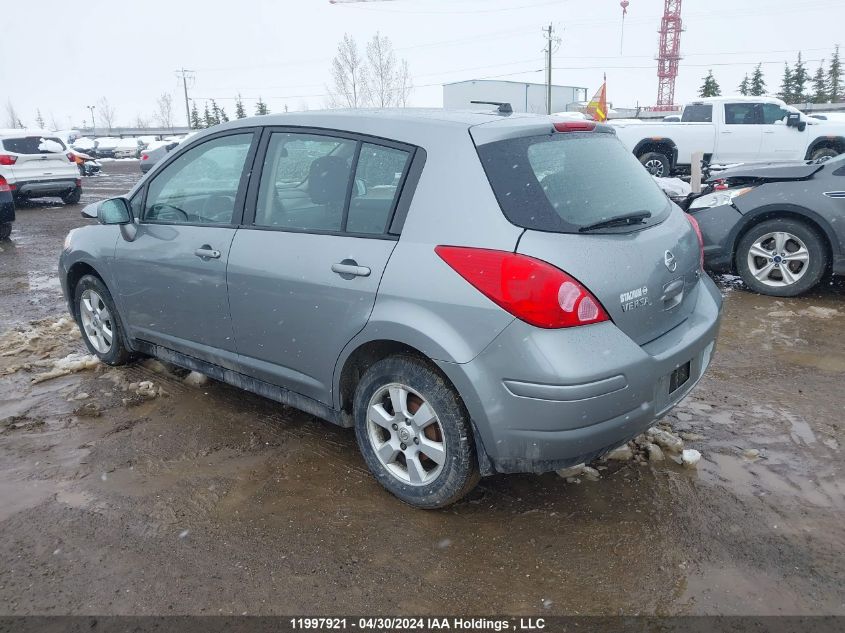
[0,128,59,139]
[197,108,551,148]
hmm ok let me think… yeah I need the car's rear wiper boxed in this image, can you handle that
[578,211,652,233]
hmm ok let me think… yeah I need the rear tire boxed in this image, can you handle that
[735,218,827,297]
[0,223,10,240]
[73,274,132,365]
[62,187,81,205]
[639,152,671,177]
[353,355,480,509]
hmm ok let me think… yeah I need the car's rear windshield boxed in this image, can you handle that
[681,104,713,122]
[1,137,67,154]
[476,133,670,233]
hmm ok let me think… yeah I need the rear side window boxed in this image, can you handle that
[2,137,67,154]
[476,134,670,233]
[681,104,712,122]
[724,103,760,125]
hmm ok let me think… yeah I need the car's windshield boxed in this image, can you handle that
[476,133,670,233]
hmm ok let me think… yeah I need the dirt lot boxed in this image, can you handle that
[0,161,843,616]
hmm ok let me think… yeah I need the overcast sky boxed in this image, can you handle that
[2,0,843,129]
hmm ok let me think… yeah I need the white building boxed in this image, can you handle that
[443,80,588,114]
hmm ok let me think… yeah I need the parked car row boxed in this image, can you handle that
[69,134,190,160]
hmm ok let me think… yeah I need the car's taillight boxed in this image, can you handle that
[66,152,75,162]
[75,178,82,187]
[141,153,149,160]
[686,213,704,270]
[0,154,17,166]
[0,176,14,192]
[553,120,596,132]
[435,246,609,329]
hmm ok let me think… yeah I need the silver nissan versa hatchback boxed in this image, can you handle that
[60,108,722,508]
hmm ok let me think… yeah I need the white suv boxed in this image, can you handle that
[0,130,82,205]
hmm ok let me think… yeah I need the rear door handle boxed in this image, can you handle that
[194,245,221,259]
[332,259,371,279]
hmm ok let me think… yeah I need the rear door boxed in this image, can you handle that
[227,129,414,404]
[714,102,763,163]
[2,136,77,182]
[474,128,701,346]
[113,130,257,368]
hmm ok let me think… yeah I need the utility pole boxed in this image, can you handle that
[542,24,560,115]
[176,68,195,127]
[87,105,95,131]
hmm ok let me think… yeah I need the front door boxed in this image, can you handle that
[113,131,256,368]
[227,131,414,404]
[759,103,807,160]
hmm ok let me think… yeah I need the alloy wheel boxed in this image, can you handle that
[366,383,446,486]
[644,159,665,177]
[746,231,810,288]
[79,289,114,354]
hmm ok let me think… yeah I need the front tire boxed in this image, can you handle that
[353,356,480,509]
[735,218,827,297]
[62,187,82,205]
[810,147,839,162]
[73,275,132,365]
[639,151,671,177]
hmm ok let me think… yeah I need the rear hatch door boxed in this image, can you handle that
[472,122,701,346]
[2,136,77,182]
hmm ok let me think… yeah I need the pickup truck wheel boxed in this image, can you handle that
[62,187,82,205]
[74,275,132,365]
[736,218,827,297]
[810,147,839,162]
[639,152,670,177]
[0,222,11,240]
[353,355,480,509]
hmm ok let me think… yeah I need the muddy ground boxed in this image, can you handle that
[0,161,843,616]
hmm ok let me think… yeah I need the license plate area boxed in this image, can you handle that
[669,361,691,394]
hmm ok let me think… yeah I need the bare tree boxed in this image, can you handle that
[35,109,45,128]
[366,32,399,108]
[155,93,174,129]
[49,112,62,131]
[96,97,116,131]
[329,34,369,108]
[4,101,23,128]
[397,59,413,107]
[134,113,151,128]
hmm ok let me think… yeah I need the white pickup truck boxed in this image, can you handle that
[610,96,845,176]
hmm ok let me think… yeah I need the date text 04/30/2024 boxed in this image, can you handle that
[289,617,547,630]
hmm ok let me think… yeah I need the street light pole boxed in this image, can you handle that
[87,105,95,132]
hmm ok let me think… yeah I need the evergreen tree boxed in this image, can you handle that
[210,100,222,125]
[255,97,270,116]
[812,62,828,103]
[220,107,229,123]
[750,63,767,96]
[738,74,750,96]
[828,45,842,103]
[792,52,809,103]
[779,63,795,103]
[698,70,721,98]
[203,102,214,128]
[235,95,246,119]
[190,102,202,129]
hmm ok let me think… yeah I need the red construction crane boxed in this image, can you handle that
[656,0,683,110]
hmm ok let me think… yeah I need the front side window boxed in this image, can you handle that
[255,133,356,231]
[346,143,411,235]
[762,103,790,125]
[724,103,761,125]
[144,133,253,225]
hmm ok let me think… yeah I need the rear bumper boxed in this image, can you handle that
[139,161,154,173]
[437,275,723,474]
[14,179,78,198]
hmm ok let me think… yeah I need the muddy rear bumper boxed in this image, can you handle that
[437,275,722,474]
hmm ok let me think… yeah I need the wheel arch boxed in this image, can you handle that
[632,137,678,167]
[804,136,845,160]
[729,205,838,272]
[65,261,106,318]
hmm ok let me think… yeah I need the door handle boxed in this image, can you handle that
[332,259,371,279]
[194,245,221,259]
[763,130,775,134]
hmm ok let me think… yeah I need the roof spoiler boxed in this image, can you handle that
[470,101,513,115]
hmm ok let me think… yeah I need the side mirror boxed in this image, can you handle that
[786,113,806,131]
[81,198,132,224]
